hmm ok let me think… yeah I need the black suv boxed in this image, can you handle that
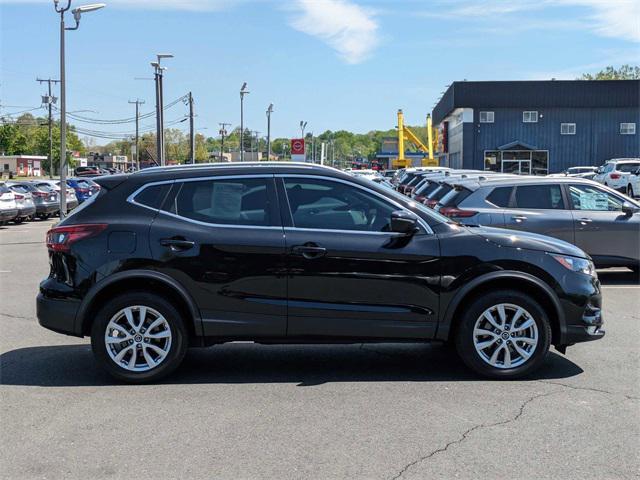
[37,163,604,382]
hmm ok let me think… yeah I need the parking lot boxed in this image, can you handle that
[0,218,638,480]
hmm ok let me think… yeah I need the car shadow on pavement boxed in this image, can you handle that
[0,342,583,387]
[597,269,640,285]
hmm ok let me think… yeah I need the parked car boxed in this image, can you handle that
[548,166,598,179]
[6,184,36,222]
[75,166,101,177]
[396,167,449,193]
[593,158,640,192]
[382,169,396,179]
[7,182,59,219]
[350,169,382,181]
[433,176,640,271]
[66,177,101,203]
[0,182,18,225]
[625,167,640,198]
[38,162,605,383]
[32,180,79,212]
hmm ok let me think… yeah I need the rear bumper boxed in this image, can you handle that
[36,291,83,337]
[0,208,18,221]
[35,203,59,215]
[17,205,36,217]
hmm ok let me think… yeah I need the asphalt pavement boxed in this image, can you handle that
[1,219,638,480]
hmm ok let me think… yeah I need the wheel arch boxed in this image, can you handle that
[438,271,565,346]
[76,270,203,341]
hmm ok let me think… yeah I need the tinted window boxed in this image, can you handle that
[514,185,564,209]
[0,184,9,194]
[617,163,640,173]
[135,184,171,210]
[284,178,396,232]
[165,178,274,226]
[486,187,512,207]
[431,184,453,201]
[415,181,441,196]
[34,183,55,192]
[440,188,471,207]
[568,184,624,211]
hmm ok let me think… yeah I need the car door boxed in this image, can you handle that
[565,183,640,265]
[146,175,288,337]
[502,184,574,244]
[277,175,440,340]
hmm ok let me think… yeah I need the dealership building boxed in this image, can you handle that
[432,80,639,174]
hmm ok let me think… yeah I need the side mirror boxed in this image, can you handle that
[390,210,419,234]
[622,201,640,216]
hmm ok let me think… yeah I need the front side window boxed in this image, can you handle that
[561,123,576,135]
[479,111,494,123]
[523,111,538,123]
[568,184,623,211]
[284,178,397,232]
[164,177,275,226]
[514,185,564,209]
[620,123,636,135]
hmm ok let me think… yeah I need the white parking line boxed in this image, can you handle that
[0,270,11,273]
[601,286,640,289]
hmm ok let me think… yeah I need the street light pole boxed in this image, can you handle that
[37,77,60,179]
[151,53,172,166]
[53,0,105,218]
[187,92,194,164]
[239,82,249,161]
[128,99,144,170]
[219,122,230,162]
[266,103,273,161]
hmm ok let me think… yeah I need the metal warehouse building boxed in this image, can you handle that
[432,80,639,174]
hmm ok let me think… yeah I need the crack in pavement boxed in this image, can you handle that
[0,313,34,321]
[538,379,640,401]
[389,390,559,480]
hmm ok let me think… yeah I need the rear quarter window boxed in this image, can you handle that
[441,188,472,207]
[133,184,171,210]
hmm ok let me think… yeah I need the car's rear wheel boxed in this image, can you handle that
[455,290,551,379]
[91,292,188,383]
[628,185,635,198]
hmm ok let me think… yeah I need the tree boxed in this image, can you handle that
[579,65,640,80]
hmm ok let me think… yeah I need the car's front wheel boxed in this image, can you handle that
[91,292,188,383]
[455,290,551,379]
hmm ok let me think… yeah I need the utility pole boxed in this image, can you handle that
[151,54,173,166]
[219,122,230,162]
[266,103,273,161]
[37,78,60,179]
[187,92,195,164]
[240,82,249,161]
[128,99,145,170]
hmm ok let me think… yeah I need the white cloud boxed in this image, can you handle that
[0,0,237,10]
[556,0,640,42]
[289,0,379,64]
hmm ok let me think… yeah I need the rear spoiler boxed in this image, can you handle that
[92,174,129,190]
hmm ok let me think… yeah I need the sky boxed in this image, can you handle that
[0,0,638,144]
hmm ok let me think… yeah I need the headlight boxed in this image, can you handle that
[551,254,596,276]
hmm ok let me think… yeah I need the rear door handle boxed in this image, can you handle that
[160,238,195,251]
[578,217,593,225]
[292,244,327,260]
[511,215,527,222]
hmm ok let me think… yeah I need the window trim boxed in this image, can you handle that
[127,174,284,230]
[522,111,539,123]
[620,122,636,135]
[276,174,433,235]
[479,111,494,123]
[560,123,576,135]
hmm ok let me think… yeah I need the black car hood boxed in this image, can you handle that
[467,225,589,259]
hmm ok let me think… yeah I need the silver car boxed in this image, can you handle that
[436,176,640,272]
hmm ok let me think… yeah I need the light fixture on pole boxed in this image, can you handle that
[239,82,249,161]
[300,120,307,138]
[266,103,273,161]
[53,0,105,218]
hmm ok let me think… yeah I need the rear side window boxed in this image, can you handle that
[134,184,171,210]
[617,163,640,173]
[416,181,440,196]
[514,185,564,209]
[486,187,512,207]
[164,177,276,226]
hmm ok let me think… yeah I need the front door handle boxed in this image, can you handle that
[578,217,593,225]
[511,215,527,222]
[160,238,195,251]
[292,244,327,260]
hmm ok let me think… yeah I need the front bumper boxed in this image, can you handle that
[36,291,83,337]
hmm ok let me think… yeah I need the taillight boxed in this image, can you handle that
[610,173,621,180]
[78,188,90,193]
[14,194,24,200]
[426,198,438,208]
[46,224,107,252]
[32,191,47,198]
[439,207,478,218]
[414,195,425,202]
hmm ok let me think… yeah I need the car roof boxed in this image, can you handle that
[605,158,640,163]
[454,175,613,191]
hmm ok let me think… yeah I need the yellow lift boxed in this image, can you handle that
[393,109,439,169]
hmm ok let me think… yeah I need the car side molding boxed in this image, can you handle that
[75,269,203,336]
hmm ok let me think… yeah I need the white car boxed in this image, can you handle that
[548,166,598,179]
[593,158,640,192]
[626,167,640,198]
[0,182,18,225]
[350,169,382,181]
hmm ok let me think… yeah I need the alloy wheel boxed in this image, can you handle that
[104,305,172,372]
[473,303,538,369]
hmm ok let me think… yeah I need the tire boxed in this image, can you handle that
[628,185,635,198]
[38,214,49,220]
[90,292,188,383]
[455,290,551,379]
[13,217,23,224]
